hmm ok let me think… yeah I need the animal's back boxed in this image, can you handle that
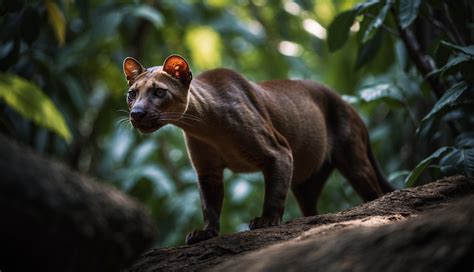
[256,79,334,182]
[196,69,362,183]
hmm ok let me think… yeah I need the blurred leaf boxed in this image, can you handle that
[428,53,473,78]
[399,0,421,29]
[45,0,66,46]
[405,146,454,187]
[456,132,474,148]
[362,0,393,43]
[327,0,379,51]
[355,29,383,69]
[0,74,72,142]
[341,94,360,104]
[417,81,468,134]
[125,5,163,30]
[441,41,474,57]
[98,58,125,97]
[388,170,410,183]
[327,10,357,51]
[91,10,123,38]
[0,40,20,70]
[359,82,404,107]
[440,147,474,178]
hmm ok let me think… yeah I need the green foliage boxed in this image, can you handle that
[440,147,474,178]
[404,146,453,187]
[359,81,404,107]
[441,41,474,57]
[125,5,163,30]
[398,0,421,29]
[417,81,469,135]
[0,74,71,142]
[362,0,392,43]
[440,132,474,178]
[45,0,66,46]
[327,0,379,51]
[328,0,474,187]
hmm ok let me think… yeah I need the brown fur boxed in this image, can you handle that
[122,55,394,245]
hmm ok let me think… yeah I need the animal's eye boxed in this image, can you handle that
[154,88,167,98]
[128,89,137,100]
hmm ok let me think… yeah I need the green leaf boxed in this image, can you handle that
[436,41,474,83]
[440,147,474,178]
[456,132,474,148]
[45,0,66,46]
[341,95,360,104]
[0,74,72,142]
[327,0,380,51]
[355,29,383,69]
[417,81,468,134]
[327,10,358,52]
[428,53,473,78]
[405,146,454,187]
[399,0,421,29]
[362,0,393,43]
[125,5,163,30]
[441,41,474,57]
[359,82,404,107]
[388,170,410,183]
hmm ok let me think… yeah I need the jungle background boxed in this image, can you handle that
[1,0,472,247]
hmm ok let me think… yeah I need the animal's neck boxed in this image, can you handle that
[169,83,210,137]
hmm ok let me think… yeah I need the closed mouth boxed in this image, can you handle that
[130,119,164,133]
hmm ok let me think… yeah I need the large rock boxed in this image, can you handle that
[0,134,155,272]
[129,176,474,272]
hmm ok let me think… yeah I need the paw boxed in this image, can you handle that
[185,229,218,245]
[249,216,281,230]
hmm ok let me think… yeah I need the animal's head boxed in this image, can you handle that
[122,55,192,133]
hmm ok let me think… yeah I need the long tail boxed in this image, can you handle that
[367,140,395,193]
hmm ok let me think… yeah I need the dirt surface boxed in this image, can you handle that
[129,175,474,272]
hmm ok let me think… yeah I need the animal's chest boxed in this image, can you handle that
[214,142,261,173]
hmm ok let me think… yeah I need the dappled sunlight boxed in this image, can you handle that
[185,27,222,70]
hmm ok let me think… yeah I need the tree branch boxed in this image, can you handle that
[392,10,445,98]
[390,9,459,136]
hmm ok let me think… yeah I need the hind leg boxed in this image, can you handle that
[291,161,334,216]
[333,140,384,202]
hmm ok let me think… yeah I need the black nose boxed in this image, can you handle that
[131,108,146,121]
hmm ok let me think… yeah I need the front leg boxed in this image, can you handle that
[249,150,293,230]
[186,171,224,245]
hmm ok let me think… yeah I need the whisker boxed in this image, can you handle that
[115,117,133,131]
[124,110,202,128]
[160,115,202,124]
[160,112,202,122]
[160,111,200,117]
[115,117,129,125]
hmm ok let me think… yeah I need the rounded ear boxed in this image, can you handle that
[162,55,192,85]
[123,57,145,86]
